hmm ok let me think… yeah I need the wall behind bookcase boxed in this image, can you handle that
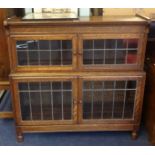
[103,8,155,16]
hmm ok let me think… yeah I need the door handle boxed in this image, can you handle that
[78,49,83,55]
[73,99,77,121]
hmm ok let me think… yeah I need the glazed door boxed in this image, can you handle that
[78,74,145,124]
[9,34,77,72]
[11,76,77,125]
[79,34,145,71]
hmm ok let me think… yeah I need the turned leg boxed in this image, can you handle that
[131,130,138,140]
[16,127,24,142]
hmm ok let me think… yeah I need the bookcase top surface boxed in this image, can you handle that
[4,15,148,27]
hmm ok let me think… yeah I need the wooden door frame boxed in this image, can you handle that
[78,73,145,125]
[9,34,78,73]
[10,75,78,126]
[78,33,146,71]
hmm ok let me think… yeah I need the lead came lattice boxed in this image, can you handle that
[16,40,72,66]
[83,39,138,65]
[18,81,72,121]
[83,80,136,120]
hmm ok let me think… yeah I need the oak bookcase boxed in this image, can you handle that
[5,16,148,142]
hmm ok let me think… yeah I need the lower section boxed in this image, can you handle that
[10,72,145,142]
[16,123,139,142]
[18,124,136,132]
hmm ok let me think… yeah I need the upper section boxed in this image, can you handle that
[4,15,148,27]
[5,15,149,73]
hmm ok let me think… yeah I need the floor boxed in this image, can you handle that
[0,118,151,146]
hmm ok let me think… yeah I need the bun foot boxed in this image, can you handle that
[131,131,138,140]
[16,127,24,142]
[17,134,24,142]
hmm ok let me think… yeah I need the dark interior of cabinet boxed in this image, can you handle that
[16,40,72,66]
[18,79,137,121]
[18,81,72,121]
[83,39,138,65]
[83,80,136,120]
[16,39,138,67]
